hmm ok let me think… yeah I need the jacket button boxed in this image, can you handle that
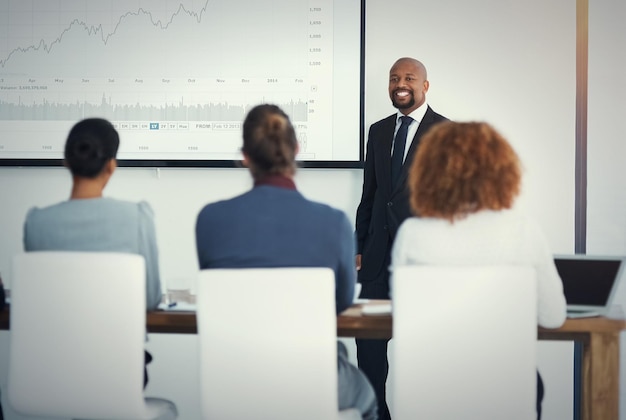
[387,202,393,207]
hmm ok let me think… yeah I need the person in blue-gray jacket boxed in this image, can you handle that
[195,104,378,420]
[23,118,162,388]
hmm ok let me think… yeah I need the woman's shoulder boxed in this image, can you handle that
[398,216,446,232]
[490,209,545,235]
[136,200,155,217]
[25,200,73,224]
[197,194,239,215]
[71,198,157,224]
[81,198,155,219]
[461,208,539,230]
[301,197,351,225]
[195,194,248,229]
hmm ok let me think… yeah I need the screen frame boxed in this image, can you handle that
[0,1,366,169]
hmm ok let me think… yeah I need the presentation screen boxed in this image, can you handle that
[0,0,364,167]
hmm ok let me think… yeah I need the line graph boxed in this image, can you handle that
[0,0,311,78]
[0,0,363,163]
[0,1,211,69]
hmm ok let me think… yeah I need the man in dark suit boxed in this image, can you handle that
[355,57,448,419]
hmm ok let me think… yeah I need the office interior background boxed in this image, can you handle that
[0,0,624,418]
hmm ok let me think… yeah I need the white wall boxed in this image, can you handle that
[0,166,363,291]
[3,0,625,418]
[365,1,576,417]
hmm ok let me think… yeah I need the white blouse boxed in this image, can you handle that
[390,209,567,328]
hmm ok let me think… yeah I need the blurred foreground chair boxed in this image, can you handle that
[8,251,177,419]
[391,265,536,420]
[196,267,361,420]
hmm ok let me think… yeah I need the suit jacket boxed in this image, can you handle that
[196,185,356,314]
[355,106,448,284]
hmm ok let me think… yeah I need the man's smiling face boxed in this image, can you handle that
[388,58,429,115]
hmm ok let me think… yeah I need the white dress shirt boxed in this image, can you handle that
[392,101,429,162]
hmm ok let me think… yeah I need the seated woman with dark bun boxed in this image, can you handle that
[23,118,162,387]
[196,104,378,420]
[390,121,567,419]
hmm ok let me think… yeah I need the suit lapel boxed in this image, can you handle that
[379,115,396,191]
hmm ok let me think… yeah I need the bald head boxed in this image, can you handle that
[391,57,427,80]
[388,57,429,114]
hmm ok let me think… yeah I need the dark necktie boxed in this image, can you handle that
[391,115,413,185]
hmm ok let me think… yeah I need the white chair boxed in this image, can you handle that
[390,265,537,420]
[196,267,361,420]
[8,251,178,419]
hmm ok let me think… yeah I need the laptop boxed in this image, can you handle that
[553,254,626,318]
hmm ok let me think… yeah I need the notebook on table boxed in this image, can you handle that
[553,254,626,318]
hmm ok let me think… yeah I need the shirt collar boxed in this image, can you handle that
[396,102,428,125]
[254,174,297,190]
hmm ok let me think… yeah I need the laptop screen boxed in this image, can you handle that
[554,256,622,306]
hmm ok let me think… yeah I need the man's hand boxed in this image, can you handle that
[355,254,362,271]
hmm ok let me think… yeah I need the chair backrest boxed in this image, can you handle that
[8,251,148,418]
[196,267,338,420]
[391,265,537,420]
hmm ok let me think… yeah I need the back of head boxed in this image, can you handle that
[409,121,521,222]
[242,104,298,178]
[64,118,119,178]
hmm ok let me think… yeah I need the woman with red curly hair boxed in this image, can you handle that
[390,121,566,419]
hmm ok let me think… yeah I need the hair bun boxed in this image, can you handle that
[242,104,298,178]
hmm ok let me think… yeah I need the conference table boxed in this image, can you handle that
[1,300,624,419]
[145,299,626,420]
